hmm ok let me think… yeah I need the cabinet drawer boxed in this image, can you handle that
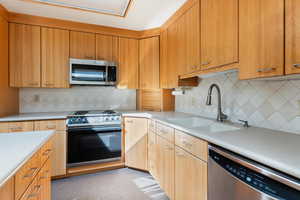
[40,138,53,166]
[156,122,174,143]
[34,120,66,131]
[148,119,156,132]
[175,130,208,162]
[19,174,41,200]
[0,123,9,133]
[15,152,41,200]
[7,122,34,133]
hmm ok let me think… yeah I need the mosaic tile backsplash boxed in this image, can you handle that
[175,72,300,134]
[20,86,136,113]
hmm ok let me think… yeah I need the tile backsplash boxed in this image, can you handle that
[20,86,136,113]
[175,72,300,134]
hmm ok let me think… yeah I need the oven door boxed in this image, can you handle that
[67,125,122,167]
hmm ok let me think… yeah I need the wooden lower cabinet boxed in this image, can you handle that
[0,178,14,200]
[157,136,175,200]
[175,147,207,200]
[40,159,51,200]
[148,130,158,180]
[51,131,67,177]
[124,117,148,171]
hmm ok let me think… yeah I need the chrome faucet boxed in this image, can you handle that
[206,84,228,122]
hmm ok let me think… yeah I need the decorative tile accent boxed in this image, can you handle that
[175,72,300,135]
[20,86,136,113]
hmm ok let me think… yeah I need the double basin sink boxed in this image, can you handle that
[166,117,241,133]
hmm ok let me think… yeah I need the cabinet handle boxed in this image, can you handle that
[44,83,54,87]
[256,67,276,73]
[201,61,211,66]
[40,170,50,179]
[176,151,186,157]
[126,120,134,123]
[85,56,94,59]
[27,185,41,198]
[293,64,300,68]
[28,83,39,86]
[43,149,52,156]
[165,146,173,151]
[23,167,38,178]
[182,140,193,147]
[10,127,23,131]
[46,125,56,129]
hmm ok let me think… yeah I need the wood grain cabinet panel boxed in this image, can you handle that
[148,130,158,180]
[286,0,300,75]
[139,36,160,89]
[96,34,119,62]
[7,121,34,133]
[175,147,207,200]
[118,38,139,89]
[0,178,14,200]
[239,0,284,80]
[200,0,238,70]
[40,158,52,200]
[70,31,96,60]
[9,23,41,88]
[156,123,175,143]
[124,117,148,170]
[41,27,70,88]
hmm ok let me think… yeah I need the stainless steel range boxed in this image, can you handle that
[67,110,122,167]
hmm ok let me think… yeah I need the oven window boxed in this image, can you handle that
[72,64,106,81]
[68,128,121,165]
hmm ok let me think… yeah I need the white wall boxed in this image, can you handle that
[175,72,300,134]
[20,86,136,113]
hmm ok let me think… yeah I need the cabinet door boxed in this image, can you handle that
[40,159,51,200]
[148,130,158,179]
[286,0,300,75]
[96,34,118,62]
[50,131,67,177]
[200,0,238,70]
[118,38,139,89]
[0,178,14,200]
[175,147,207,200]
[9,23,41,88]
[185,1,201,74]
[176,16,187,76]
[70,31,95,60]
[160,30,170,88]
[157,136,174,200]
[124,118,148,170]
[41,27,70,88]
[239,0,284,79]
[139,37,160,89]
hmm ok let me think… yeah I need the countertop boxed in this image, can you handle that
[1,111,300,180]
[0,130,54,187]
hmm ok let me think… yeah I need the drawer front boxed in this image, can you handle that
[15,152,41,200]
[156,122,174,143]
[175,130,208,162]
[8,122,34,133]
[34,120,66,131]
[40,138,53,166]
[19,175,41,200]
[0,123,9,133]
[148,119,156,132]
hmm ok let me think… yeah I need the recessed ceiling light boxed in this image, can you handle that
[23,0,133,17]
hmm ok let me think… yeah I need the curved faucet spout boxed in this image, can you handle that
[206,84,228,122]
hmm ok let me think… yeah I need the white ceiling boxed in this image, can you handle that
[1,0,188,30]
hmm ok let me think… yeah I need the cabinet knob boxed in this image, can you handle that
[201,61,211,66]
[256,67,276,73]
[293,64,300,68]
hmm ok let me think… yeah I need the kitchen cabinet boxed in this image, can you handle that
[148,129,158,179]
[70,31,96,60]
[124,117,148,170]
[239,0,284,80]
[156,135,175,200]
[0,178,14,200]
[34,120,67,177]
[40,159,52,200]
[41,27,70,88]
[175,147,207,200]
[200,0,238,70]
[0,121,34,133]
[96,34,119,62]
[118,38,139,89]
[9,23,41,88]
[286,0,300,75]
[139,37,160,89]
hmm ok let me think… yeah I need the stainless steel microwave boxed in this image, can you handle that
[70,58,117,86]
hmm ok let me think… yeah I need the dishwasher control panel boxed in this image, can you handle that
[210,149,300,200]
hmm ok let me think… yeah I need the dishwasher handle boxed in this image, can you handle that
[209,145,300,191]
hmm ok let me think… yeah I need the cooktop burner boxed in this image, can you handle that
[69,110,118,117]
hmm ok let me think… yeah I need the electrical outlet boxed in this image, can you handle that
[33,95,40,103]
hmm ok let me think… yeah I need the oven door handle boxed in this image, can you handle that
[68,126,121,132]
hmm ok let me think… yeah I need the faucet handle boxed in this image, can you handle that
[239,120,249,128]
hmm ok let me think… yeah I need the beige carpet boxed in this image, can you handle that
[52,168,169,200]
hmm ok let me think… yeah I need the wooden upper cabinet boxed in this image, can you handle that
[70,31,96,60]
[41,27,70,88]
[9,23,41,88]
[139,37,160,89]
[96,34,119,62]
[239,0,284,80]
[160,30,170,88]
[200,0,238,70]
[118,37,139,89]
[286,0,300,75]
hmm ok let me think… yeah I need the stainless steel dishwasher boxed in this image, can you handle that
[208,145,300,200]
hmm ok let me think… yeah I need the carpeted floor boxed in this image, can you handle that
[52,168,169,200]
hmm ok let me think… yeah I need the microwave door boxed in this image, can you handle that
[71,64,106,83]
